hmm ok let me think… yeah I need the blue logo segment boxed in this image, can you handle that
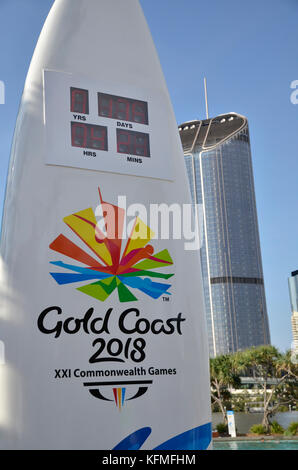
[113,422,212,450]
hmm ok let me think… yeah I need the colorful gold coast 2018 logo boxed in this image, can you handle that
[49,187,174,302]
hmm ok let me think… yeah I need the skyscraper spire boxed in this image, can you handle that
[204,77,209,119]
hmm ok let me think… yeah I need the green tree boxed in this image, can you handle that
[210,354,241,424]
[236,346,298,432]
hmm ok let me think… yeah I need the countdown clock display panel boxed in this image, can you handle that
[44,70,174,180]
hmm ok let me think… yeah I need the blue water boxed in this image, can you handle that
[213,440,298,450]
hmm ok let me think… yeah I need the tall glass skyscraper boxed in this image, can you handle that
[288,270,298,356]
[179,113,270,357]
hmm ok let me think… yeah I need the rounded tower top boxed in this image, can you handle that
[179,112,247,153]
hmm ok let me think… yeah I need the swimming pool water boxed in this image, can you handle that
[213,440,298,450]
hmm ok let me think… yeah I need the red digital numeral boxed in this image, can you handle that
[71,88,89,114]
[98,93,148,125]
[135,135,147,156]
[115,98,129,121]
[98,96,113,118]
[72,122,87,147]
[90,126,106,150]
[71,122,107,151]
[117,130,130,154]
[132,102,146,124]
[117,130,150,157]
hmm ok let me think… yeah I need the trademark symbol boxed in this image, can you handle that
[162,296,170,302]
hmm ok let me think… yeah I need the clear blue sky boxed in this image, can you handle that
[0,0,297,352]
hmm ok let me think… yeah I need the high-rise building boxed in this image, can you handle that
[288,270,298,357]
[179,112,271,357]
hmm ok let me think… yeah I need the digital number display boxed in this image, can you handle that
[117,129,150,158]
[70,87,89,114]
[71,122,108,151]
[69,87,150,157]
[98,93,148,125]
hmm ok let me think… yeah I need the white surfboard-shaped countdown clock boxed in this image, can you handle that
[0,0,211,450]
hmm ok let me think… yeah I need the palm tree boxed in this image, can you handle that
[210,354,241,424]
[235,346,298,432]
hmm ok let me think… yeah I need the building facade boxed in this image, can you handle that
[179,113,270,357]
[288,270,298,358]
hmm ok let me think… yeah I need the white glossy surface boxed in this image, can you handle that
[0,0,210,449]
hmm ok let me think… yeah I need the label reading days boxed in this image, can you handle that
[43,70,174,180]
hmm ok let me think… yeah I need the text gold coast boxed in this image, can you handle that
[38,307,185,337]
[38,306,186,364]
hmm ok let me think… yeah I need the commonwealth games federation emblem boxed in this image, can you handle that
[83,379,153,410]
